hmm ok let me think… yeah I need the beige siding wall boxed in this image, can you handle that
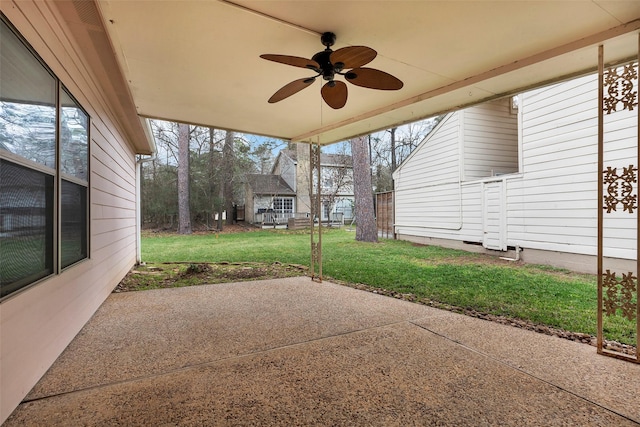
[1,2,139,422]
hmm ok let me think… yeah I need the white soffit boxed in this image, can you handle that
[96,0,640,145]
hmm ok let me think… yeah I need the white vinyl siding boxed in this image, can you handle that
[483,180,506,250]
[509,71,637,259]
[394,113,463,231]
[394,68,637,262]
[394,99,518,243]
[463,98,519,180]
[395,113,460,189]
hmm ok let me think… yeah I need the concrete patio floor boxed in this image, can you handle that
[5,277,640,426]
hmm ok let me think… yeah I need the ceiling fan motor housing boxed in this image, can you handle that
[312,50,336,81]
[320,32,336,47]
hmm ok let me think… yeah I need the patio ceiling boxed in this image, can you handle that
[92,1,640,145]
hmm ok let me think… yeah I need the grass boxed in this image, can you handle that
[141,228,636,346]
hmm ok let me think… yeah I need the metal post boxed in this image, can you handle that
[636,33,640,363]
[597,44,604,354]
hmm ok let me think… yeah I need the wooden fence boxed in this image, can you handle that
[376,191,394,239]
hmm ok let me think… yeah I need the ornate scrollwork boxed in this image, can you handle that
[603,165,638,213]
[310,144,320,170]
[603,63,638,114]
[602,270,637,321]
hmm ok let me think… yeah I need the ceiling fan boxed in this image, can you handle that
[260,32,403,109]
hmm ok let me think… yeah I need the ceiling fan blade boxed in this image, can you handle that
[345,67,403,90]
[268,77,315,103]
[260,54,320,70]
[330,46,377,69]
[321,81,348,109]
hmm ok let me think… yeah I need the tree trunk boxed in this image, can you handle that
[223,131,235,225]
[177,123,192,234]
[217,184,224,230]
[390,127,397,172]
[351,136,377,242]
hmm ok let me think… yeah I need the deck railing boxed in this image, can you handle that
[256,212,308,225]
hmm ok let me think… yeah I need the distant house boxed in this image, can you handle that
[245,144,354,226]
[244,174,297,225]
[393,69,637,274]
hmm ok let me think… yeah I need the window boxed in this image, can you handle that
[273,197,293,214]
[0,16,89,299]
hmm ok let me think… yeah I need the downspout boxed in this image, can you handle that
[135,119,157,264]
[136,154,156,264]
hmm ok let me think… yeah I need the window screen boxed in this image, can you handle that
[0,160,54,297]
[61,180,87,269]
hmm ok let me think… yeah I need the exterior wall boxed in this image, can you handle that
[0,2,140,422]
[394,112,463,231]
[463,98,519,180]
[295,143,311,213]
[282,155,297,192]
[507,72,637,260]
[254,195,274,212]
[244,183,255,223]
[272,152,296,192]
[393,71,638,272]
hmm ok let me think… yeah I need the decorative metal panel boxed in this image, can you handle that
[310,143,322,282]
[602,270,637,322]
[603,165,638,214]
[603,63,638,114]
[597,44,639,363]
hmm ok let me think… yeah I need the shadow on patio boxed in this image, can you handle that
[6,277,640,426]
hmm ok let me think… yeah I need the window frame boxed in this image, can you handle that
[0,14,90,300]
[273,197,294,214]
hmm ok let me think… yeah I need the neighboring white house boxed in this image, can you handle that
[393,67,638,274]
[0,3,153,422]
[245,144,354,225]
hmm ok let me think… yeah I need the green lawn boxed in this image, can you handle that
[142,228,636,346]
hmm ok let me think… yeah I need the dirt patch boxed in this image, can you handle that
[143,223,258,237]
[113,262,307,292]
